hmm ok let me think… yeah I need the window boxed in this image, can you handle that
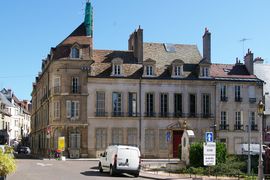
[220,85,227,101]
[146,93,154,117]
[96,91,105,116]
[53,101,60,119]
[69,131,80,149]
[220,112,228,130]
[146,65,153,76]
[96,128,107,150]
[145,129,155,151]
[112,128,123,145]
[127,128,137,146]
[66,101,80,119]
[202,67,209,77]
[71,47,80,58]
[249,112,257,130]
[202,94,210,117]
[248,86,256,103]
[160,93,168,117]
[189,94,196,117]
[174,94,182,117]
[112,92,122,116]
[53,76,61,93]
[174,66,182,76]
[235,86,242,102]
[113,64,121,75]
[159,129,168,150]
[235,112,242,130]
[128,92,137,116]
[71,77,79,94]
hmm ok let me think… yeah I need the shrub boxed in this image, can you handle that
[0,146,16,177]
[189,142,204,167]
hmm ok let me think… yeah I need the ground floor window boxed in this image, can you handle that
[96,128,107,150]
[159,129,168,150]
[69,130,80,149]
[145,129,155,151]
[127,128,137,146]
[112,128,123,145]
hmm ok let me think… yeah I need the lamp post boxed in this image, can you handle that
[257,100,264,180]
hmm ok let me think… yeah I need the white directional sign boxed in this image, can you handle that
[205,132,213,142]
[203,142,216,166]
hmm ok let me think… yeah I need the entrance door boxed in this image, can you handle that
[173,130,183,158]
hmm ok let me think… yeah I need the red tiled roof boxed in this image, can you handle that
[210,64,257,79]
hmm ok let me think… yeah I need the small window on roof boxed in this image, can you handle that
[164,43,176,52]
[71,47,80,59]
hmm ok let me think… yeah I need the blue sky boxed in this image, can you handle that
[0,0,270,100]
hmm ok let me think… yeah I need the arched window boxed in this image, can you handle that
[71,47,80,59]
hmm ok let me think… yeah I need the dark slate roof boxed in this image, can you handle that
[210,64,257,79]
[93,50,136,63]
[143,43,202,66]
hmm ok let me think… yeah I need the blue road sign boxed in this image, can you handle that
[166,131,171,142]
[205,132,213,142]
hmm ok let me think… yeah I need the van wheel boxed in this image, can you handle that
[98,162,103,173]
[134,172,139,177]
[109,165,115,176]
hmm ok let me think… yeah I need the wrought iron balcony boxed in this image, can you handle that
[144,112,156,117]
[234,124,244,130]
[251,124,258,131]
[249,98,256,103]
[111,112,125,117]
[127,112,140,117]
[201,113,214,118]
[235,97,243,102]
[188,113,198,118]
[220,96,228,102]
[219,124,229,130]
[173,112,183,118]
[71,86,81,94]
[158,112,170,118]
[95,111,108,117]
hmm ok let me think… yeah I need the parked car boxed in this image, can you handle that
[17,146,31,155]
[98,145,141,177]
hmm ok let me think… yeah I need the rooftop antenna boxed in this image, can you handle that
[239,38,251,58]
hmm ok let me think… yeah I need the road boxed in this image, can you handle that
[8,159,158,180]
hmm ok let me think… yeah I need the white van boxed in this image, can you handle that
[98,145,141,177]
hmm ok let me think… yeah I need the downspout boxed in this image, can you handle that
[139,77,142,151]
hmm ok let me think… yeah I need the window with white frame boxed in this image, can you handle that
[71,77,79,93]
[53,76,61,93]
[112,92,122,116]
[249,112,256,130]
[146,65,153,76]
[53,101,60,119]
[145,129,155,151]
[202,94,210,117]
[69,131,80,149]
[71,47,80,59]
[66,100,80,119]
[112,128,123,145]
[113,64,121,75]
[174,93,182,117]
[235,86,241,101]
[235,112,242,130]
[146,93,154,116]
[220,85,227,101]
[128,92,137,116]
[220,111,227,130]
[127,128,137,146]
[174,66,182,76]
[159,129,168,150]
[96,128,107,150]
[202,67,209,77]
[160,93,168,117]
[96,91,105,116]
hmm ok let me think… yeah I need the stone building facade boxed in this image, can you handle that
[31,2,263,158]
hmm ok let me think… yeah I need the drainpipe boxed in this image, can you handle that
[139,77,142,151]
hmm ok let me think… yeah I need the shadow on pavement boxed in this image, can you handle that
[80,170,131,178]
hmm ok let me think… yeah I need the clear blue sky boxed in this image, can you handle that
[0,0,269,100]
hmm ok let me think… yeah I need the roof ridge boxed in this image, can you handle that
[144,42,197,46]
[94,49,133,52]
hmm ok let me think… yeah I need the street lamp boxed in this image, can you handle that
[257,100,264,180]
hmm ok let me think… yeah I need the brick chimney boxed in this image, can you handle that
[128,26,143,64]
[244,49,254,75]
[203,28,211,63]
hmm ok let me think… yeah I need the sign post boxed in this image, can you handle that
[204,132,216,166]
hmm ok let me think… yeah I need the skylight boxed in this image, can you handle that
[164,43,176,52]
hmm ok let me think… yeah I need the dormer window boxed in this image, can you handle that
[143,58,156,77]
[111,58,123,76]
[171,59,184,78]
[71,47,80,59]
[202,67,209,77]
[146,65,153,76]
